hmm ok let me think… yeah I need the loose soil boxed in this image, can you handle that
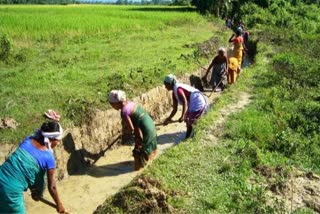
[255,165,320,213]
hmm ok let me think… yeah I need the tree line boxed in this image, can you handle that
[0,0,174,4]
[0,0,75,4]
[191,0,320,18]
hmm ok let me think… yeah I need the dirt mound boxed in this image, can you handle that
[254,165,320,212]
[0,117,19,129]
[94,176,175,214]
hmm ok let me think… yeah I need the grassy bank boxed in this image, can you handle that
[0,5,226,143]
[94,38,319,214]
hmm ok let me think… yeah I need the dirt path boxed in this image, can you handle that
[24,90,222,214]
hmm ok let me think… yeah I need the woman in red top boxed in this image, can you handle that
[229,28,246,69]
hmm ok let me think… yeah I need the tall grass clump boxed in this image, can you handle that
[0,32,12,62]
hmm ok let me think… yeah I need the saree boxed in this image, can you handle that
[232,36,244,66]
[0,148,45,214]
[210,62,227,89]
[228,57,239,84]
[131,105,158,169]
[131,105,157,156]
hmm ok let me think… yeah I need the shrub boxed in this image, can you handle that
[225,107,275,145]
[64,96,95,126]
[0,33,12,61]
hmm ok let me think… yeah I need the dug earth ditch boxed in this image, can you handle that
[23,74,221,214]
[1,37,259,213]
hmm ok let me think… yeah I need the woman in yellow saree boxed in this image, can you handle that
[227,57,239,84]
[229,28,245,68]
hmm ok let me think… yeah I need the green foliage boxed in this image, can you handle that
[64,97,95,126]
[191,0,229,17]
[0,5,216,142]
[0,33,12,62]
[225,107,275,145]
[94,187,147,214]
[234,139,262,167]
[172,0,190,6]
[112,187,146,211]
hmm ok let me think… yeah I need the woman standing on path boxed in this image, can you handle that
[108,90,158,171]
[163,74,208,139]
[0,121,65,213]
[203,47,228,92]
[229,28,246,70]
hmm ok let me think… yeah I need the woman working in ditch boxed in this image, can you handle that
[163,74,208,139]
[109,90,158,171]
[0,121,65,213]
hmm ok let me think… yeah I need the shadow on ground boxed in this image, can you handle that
[157,132,185,145]
[87,161,134,178]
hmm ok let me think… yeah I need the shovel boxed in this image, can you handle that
[39,197,56,209]
[91,135,121,165]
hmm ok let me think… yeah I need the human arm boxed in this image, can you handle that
[124,116,135,135]
[124,116,143,148]
[228,33,235,43]
[177,90,188,122]
[163,93,178,125]
[224,56,229,75]
[242,41,248,53]
[47,169,65,213]
[134,128,143,150]
[203,60,214,78]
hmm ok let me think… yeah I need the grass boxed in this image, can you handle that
[96,48,275,213]
[95,14,320,212]
[0,5,224,143]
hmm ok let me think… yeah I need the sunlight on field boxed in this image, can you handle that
[1,5,206,41]
[0,5,219,143]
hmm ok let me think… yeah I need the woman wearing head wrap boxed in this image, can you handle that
[163,74,208,139]
[0,121,65,213]
[203,47,228,92]
[108,90,157,171]
[229,27,247,69]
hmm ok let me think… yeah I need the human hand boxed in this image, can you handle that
[202,76,208,83]
[163,118,171,126]
[178,116,184,123]
[136,143,142,150]
[30,187,42,201]
[57,203,65,213]
[31,193,41,201]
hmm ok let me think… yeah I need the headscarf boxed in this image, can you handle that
[164,74,177,85]
[108,90,126,104]
[236,27,243,36]
[218,47,226,53]
[44,109,61,121]
[41,123,63,150]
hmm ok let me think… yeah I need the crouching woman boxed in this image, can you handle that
[163,74,208,139]
[0,121,65,213]
[109,90,158,171]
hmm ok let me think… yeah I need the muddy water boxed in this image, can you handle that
[24,91,219,214]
